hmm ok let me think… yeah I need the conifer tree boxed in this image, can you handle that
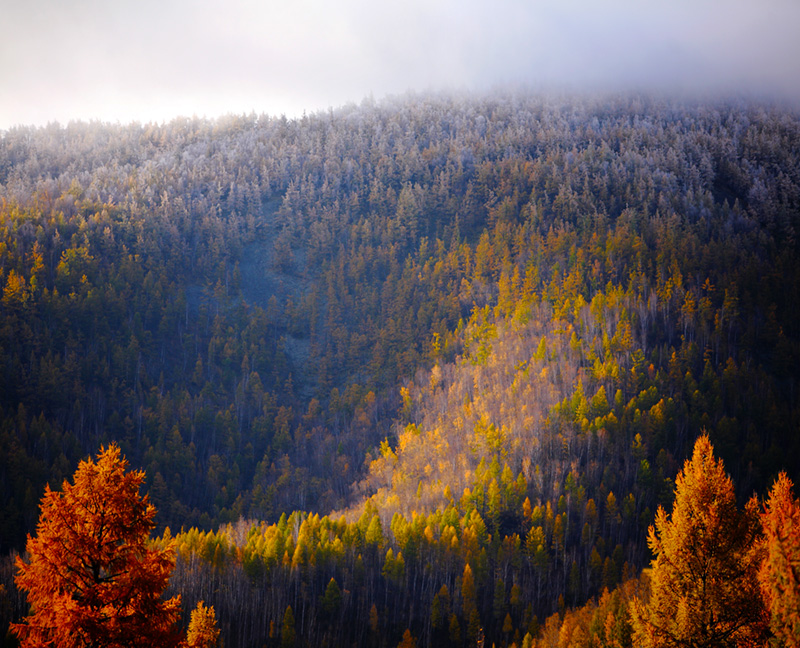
[449,612,462,646]
[760,472,800,646]
[322,576,343,618]
[369,603,380,640]
[187,601,221,648]
[629,434,768,647]
[462,561,482,645]
[13,444,185,648]
[281,605,296,648]
[397,628,417,648]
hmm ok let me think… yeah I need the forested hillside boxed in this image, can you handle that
[1,91,799,647]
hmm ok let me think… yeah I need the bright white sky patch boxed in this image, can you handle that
[2,0,799,128]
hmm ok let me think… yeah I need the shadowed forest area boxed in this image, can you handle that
[1,91,799,647]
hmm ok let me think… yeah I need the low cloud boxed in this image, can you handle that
[2,0,799,127]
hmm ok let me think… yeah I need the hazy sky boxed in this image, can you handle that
[2,0,799,128]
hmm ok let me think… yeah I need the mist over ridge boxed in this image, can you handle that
[2,0,799,128]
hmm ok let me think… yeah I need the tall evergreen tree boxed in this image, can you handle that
[760,472,800,647]
[281,605,296,648]
[13,445,186,648]
[630,434,768,647]
[187,601,221,648]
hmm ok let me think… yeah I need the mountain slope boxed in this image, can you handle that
[1,92,800,646]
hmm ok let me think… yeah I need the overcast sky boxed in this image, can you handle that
[2,0,799,129]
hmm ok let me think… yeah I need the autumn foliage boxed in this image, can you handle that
[629,434,768,647]
[12,444,217,648]
[538,435,800,648]
[187,601,221,648]
[760,472,800,647]
[0,93,798,648]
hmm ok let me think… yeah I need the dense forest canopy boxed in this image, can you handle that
[1,90,799,647]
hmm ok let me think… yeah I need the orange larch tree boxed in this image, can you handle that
[629,434,769,648]
[13,444,185,648]
[186,601,221,648]
[760,472,800,647]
